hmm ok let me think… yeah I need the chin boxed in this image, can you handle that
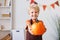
[32,18,37,20]
[31,17,37,19]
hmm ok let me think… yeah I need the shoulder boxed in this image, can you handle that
[26,20,31,23]
[38,20,43,23]
[38,20,45,24]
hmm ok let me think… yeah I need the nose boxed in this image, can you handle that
[33,12,36,15]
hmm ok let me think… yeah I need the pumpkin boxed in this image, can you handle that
[31,21,46,35]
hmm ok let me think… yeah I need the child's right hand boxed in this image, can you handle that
[26,20,31,26]
[26,20,34,35]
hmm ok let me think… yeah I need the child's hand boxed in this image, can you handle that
[26,20,31,26]
[26,20,34,34]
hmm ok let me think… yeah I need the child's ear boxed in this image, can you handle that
[28,11,30,15]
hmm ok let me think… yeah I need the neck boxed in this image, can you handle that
[32,19,37,23]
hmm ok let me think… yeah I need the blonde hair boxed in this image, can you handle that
[28,5,40,12]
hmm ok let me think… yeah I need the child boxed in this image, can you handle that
[25,2,46,40]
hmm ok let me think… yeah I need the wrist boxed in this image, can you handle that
[28,24,31,27]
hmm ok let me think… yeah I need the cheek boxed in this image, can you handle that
[36,13,39,16]
[31,14,33,17]
[29,13,33,17]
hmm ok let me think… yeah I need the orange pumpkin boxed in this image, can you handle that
[31,21,46,35]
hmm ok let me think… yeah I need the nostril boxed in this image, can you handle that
[31,15,33,17]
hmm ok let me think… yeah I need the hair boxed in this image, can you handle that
[28,5,40,12]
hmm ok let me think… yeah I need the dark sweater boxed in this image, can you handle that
[25,19,42,40]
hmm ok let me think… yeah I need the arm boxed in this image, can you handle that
[26,20,33,34]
